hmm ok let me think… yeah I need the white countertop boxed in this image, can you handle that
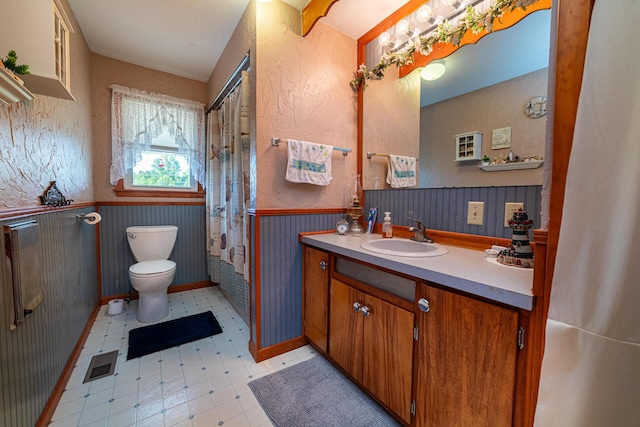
[301,233,535,311]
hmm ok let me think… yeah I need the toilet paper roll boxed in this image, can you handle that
[108,299,124,315]
[84,212,102,225]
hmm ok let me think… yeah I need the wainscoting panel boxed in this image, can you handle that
[257,213,344,347]
[0,208,98,427]
[98,204,208,297]
[364,186,542,239]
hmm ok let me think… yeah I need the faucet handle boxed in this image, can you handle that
[411,218,425,230]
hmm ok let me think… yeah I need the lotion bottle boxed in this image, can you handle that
[382,211,393,238]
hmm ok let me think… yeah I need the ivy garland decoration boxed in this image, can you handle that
[350,0,540,91]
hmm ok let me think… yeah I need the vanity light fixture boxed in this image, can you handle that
[417,4,436,24]
[421,60,446,81]
[396,19,415,37]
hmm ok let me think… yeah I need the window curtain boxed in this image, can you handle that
[110,84,206,186]
[534,1,640,425]
[206,71,250,319]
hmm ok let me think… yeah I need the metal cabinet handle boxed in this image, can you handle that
[353,302,362,312]
[360,306,370,316]
[418,298,430,313]
[319,260,327,270]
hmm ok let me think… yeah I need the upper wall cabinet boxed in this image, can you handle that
[0,0,76,101]
[0,65,36,105]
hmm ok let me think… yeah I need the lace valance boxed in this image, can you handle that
[109,84,206,187]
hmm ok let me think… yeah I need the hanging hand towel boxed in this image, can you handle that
[386,155,417,188]
[285,139,334,186]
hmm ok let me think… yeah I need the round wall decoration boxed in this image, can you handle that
[525,96,548,118]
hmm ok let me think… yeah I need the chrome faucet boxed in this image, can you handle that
[409,219,433,243]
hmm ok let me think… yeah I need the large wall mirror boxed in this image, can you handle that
[360,1,552,190]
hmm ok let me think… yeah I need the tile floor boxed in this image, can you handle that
[50,286,316,427]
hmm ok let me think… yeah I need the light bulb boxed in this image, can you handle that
[443,0,463,8]
[378,32,391,46]
[378,31,395,47]
[417,5,434,23]
[396,20,415,37]
[421,61,446,81]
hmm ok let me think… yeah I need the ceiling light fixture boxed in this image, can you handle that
[256,0,272,3]
[421,60,446,81]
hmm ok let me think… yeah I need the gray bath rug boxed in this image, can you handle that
[248,356,401,427]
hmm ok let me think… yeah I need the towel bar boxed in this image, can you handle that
[272,138,351,156]
[367,152,419,161]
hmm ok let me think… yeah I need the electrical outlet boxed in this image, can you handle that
[467,202,484,225]
[504,202,524,227]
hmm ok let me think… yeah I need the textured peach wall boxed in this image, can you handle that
[0,0,93,209]
[207,2,256,107]
[419,68,547,188]
[91,54,208,202]
[255,1,357,209]
[207,1,257,209]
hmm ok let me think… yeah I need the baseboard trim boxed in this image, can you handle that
[249,336,307,363]
[99,281,213,305]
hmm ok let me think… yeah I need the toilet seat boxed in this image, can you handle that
[129,260,176,278]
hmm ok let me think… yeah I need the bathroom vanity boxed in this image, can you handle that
[301,232,535,426]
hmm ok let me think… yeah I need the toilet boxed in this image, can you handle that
[126,225,178,323]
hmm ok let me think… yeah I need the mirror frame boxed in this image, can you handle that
[354,0,552,185]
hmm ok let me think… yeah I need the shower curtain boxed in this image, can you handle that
[206,71,250,321]
[534,1,640,425]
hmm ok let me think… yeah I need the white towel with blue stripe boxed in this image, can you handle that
[386,154,417,188]
[285,139,334,186]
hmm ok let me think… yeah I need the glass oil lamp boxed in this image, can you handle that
[346,174,364,235]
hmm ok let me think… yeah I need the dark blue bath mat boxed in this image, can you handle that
[127,311,222,360]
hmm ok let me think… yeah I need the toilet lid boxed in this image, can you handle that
[129,260,176,275]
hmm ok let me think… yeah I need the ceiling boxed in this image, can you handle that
[67,0,406,83]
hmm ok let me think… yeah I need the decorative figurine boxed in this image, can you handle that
[40,181,73,207]
[498,207,534,268]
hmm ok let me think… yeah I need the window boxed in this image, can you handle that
[124,131,196,191]
[110,85,206,197]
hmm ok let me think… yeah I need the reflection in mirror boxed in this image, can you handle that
[362,8,551,190]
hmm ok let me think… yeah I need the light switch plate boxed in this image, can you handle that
[467,202,484,225]
[504,202,524,227]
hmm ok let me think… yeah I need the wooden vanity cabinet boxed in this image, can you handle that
[302,246,330,353]
[329,278,414,424]
[301,243,524,426]
[413,282,519,427]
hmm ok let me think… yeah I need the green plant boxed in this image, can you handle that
[2,50,30,75]
[482,155,490,162]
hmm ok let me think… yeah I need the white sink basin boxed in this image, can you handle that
[360,238,448,258]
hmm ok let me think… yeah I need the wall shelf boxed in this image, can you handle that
[479,160,544,171]
[0,66,35,105]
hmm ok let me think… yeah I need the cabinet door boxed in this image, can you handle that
[414,284,518,427]
[362,294,414,424]
[303,246,330,352]
[329,279,364,382]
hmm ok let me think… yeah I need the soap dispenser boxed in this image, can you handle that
[382,211,393,238]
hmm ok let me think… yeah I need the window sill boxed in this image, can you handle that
[114,180,205,198]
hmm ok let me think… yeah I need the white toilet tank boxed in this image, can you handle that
[126,225,178,262]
